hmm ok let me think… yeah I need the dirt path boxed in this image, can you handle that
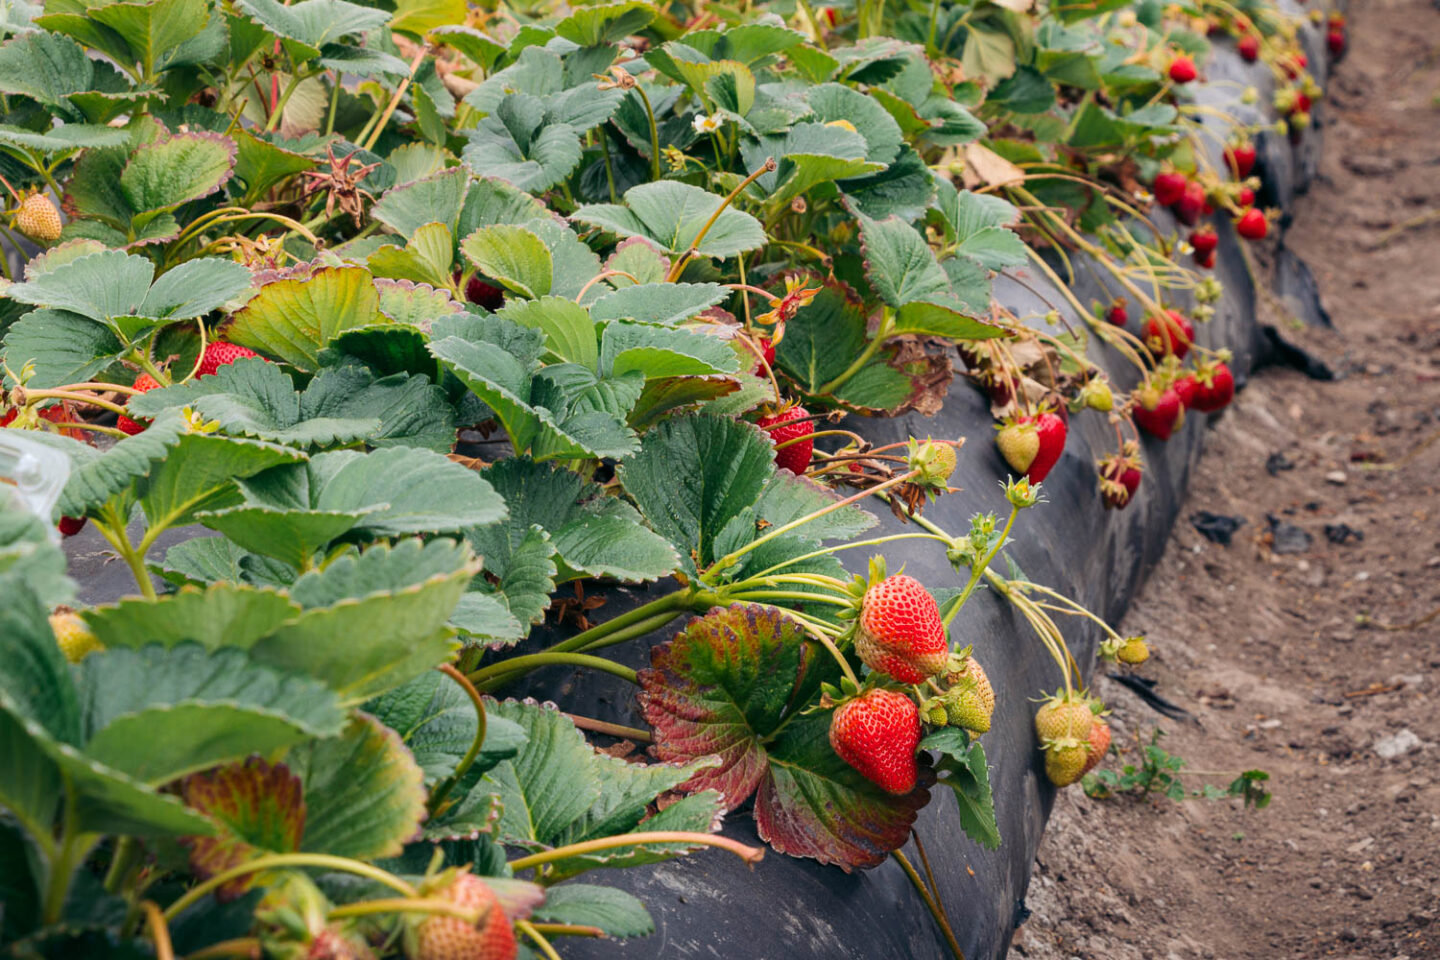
[1010,3,1440,958]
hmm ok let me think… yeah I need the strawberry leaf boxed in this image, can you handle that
[290,712,427,860]
[921,728,1000,850]
[638,604,818,806]
[571,181,767,259]
[181,757,305,897]
[81,582,301,653]
[224,265,384,371]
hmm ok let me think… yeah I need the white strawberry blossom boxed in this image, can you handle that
[693,113,723,134]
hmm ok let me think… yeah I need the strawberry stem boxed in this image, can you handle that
[426,664,486,816]
[892,850,966,960]
[327,897,481,923]
[507,832,764,873]
[139,901,175,960]
[665,158,777,283]
[467,652,638,691]
[163,854,417,921]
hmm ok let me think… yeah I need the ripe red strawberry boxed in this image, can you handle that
[1191,361,1235,412]
[1284,52,1308,79]
[1175,180,1206,226]
[1236,208,1268,240]
[1098,451,1142,509]
[1142,310,1194,359]
[409,871,515,960]
[1224,142,1257,178]
[756,405,813,474]
[1080,717,1111,775]
[1153,171,1188,207]
[829,688,921,794]
[1293,91,1312,114]
[1104,299,1128,326]
[1172,373,1199,409]
[1330,30,1346,57]
[116,373,161,436]
[1237,185,1256,208]
[855,574,950,683]
[57,515,86,537]
[997,413,1065,483]
[1195,249,1216,270]
[1132,385,1184,440]
[1237,32,1260,62]
[464,274,506,312]
[1168,54,1197,83]
[1190,226,1219,259]
[199,341,260,377]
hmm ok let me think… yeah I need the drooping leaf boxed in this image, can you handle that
[460,224,552,299]
[923,728,1000,849]
[223,265,382,370]
[291,713,427,860]
[120,131,236,214]
[82,582,301,653]
[588,282,727,326]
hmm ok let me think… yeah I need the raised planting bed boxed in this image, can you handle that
[0,0,1339,956]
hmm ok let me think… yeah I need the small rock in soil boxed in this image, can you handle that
[1267,514,1314,554]
[1266,451,1296,475]
[1374,729,1423,760]
[1325,523,1365,544]
[1192,511,1247,545]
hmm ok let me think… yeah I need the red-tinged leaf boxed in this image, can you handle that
[181,757,305,899]
[637,604,819,807]
[756,707,930,871]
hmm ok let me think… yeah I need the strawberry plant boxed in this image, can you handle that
[0,0,1315,951]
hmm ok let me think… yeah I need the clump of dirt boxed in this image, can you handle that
[1011,2,1440,957]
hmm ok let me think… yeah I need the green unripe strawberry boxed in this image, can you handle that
[1044,738,1089,787]
[49,611,102,663]
[1117,636,1150,664]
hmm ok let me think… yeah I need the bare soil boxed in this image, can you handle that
[1011,3,1440,958]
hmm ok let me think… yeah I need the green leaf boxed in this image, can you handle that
[616,415,775,574]
[837,146,936,222]
[0,487,76,611]
[292,713,427,859]
[0,818,40,943]
[854,210,950,307]
[137,433,306,534]
[371,166,469,241]
[467,457,677,585]
[89,0,209,81]
[1,309,124,389]
[482,699,601,847]
[461,225,552,300]
[0,31,92,111]
[364,671,525,785]
[141,258,253,320]
[588,282,726,326]
[554,0,654,46]
[923,728,1000,849]
[572,181,766,259]
[389,0,466,36]
[774,281,909,411]
[0,122,131,152]
[51,415,186,519]
[446,590,524,646]
[224,265,382,371]
[232,129,317,202]
[532,885,653,938]
[238,447,505,537]
[82,582,301,653]
[4,248,154,324]
[200,507,373,570]
[233,0,391,60]
[461,95,581,193]
[892,299,1006,340]
[77,644,347,783]
[805,83,903,164]
[988,65,1056,114]
[120,131,236,214]
[495,297,597,369]
[375,279,463,331]
[0,574,82,747]
[249,540,473,703]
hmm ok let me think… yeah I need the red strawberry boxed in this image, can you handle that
[199,341,260,377]
[756,405,814,474]
[1236,208,1268,240]
[410,871,515,960]
[1237,185,1256,207]
[1104,299,1128,326]
[1168,54,1197,83]
[1175,180,1206,226]
[57,516,86,537]
[1224,142,1257,178]
[464,274,506,312]
[1142,310,1194,359]
[1237,32,1260,62]
[1191,361,1235,412]
[1284,52,1308,79]
[829,688,921,795]
[117,373,161,436]
[1190,227,1219,259]
[1132,385,1184,440]
[1098,451,1142,509]
[1294,91,1312,113]
[998,413,1065,483]
[1080,717,1112,775]
[1195,249,1216,270]
[855,574,951,683]
[1153,171,1188,207]
[1172,374,1199,409]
